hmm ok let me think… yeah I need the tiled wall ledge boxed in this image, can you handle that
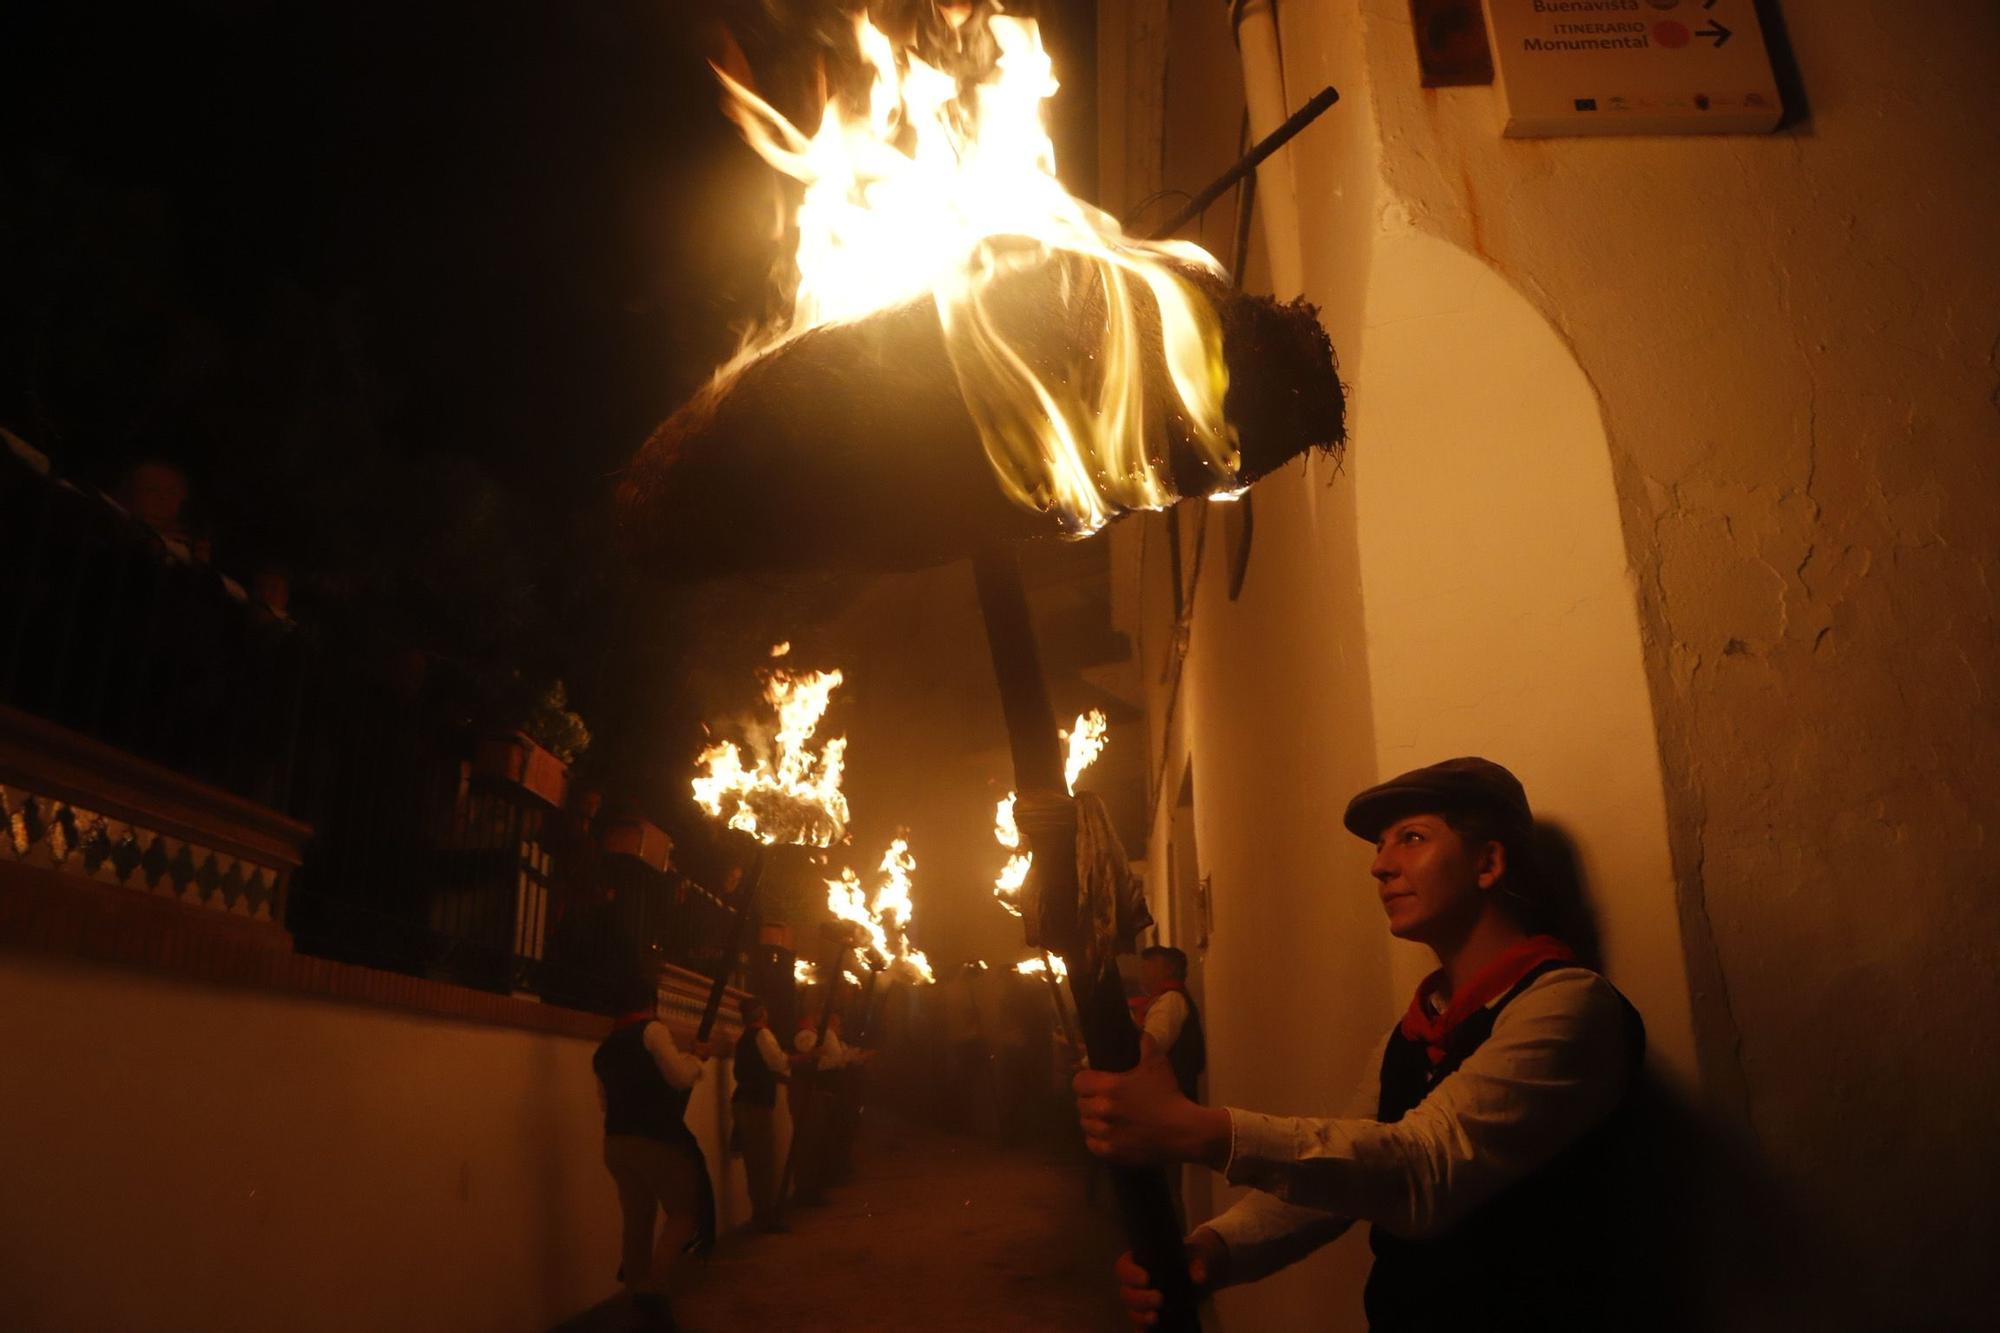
[0,704,304,930]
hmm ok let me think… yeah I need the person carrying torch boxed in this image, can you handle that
[592,965,715,1325]
[730,996,798,1233]
[1073,759,1646,1331]
[1135,945,1205,1102]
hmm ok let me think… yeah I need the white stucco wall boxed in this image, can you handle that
[0,955,762,1332]
[1352,226,1694,1078]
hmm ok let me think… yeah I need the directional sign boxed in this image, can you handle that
[1481,0,1782,136]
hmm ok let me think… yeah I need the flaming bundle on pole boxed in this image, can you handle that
[691,663,850,849]
[825,834,936,985]
[617,12,1341,579]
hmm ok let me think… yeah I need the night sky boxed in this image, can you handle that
[4,1,762,480]
[3,1,799,814]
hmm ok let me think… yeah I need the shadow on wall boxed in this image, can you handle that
[1616,1078,1869,1333]
[1539,821,1870,1332]
[1528,822,1604,973]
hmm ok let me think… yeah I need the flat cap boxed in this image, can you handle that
[1342,756,1534,842]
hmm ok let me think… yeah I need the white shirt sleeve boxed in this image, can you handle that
[1218,969,1634,1241]
[754,1027,790,1075]
[642,1021,706,1091]
[819,1030,850,1069]
[1200,1032,1384,1280]
[1202,1194,1355,1285]
[1142,991,1190,1052]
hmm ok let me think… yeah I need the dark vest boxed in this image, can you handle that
[732,1026,780,1107]
[1363,962,1646,1333]
[593,1021,694,1145]
[1160,989,1206,1102]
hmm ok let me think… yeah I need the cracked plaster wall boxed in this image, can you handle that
[1331,0,1995,1320]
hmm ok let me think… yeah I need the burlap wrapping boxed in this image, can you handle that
[1071,791,1152,979]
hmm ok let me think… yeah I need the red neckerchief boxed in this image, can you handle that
[612,1010,653,1032]
[1399,935,1575,1065]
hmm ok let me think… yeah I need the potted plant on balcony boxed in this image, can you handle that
[474,679,591,810]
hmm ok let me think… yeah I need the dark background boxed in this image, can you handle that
[2,1,767,782]
[1,0,1100,950]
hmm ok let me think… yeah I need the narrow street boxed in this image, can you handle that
[559,1111,1130,1332]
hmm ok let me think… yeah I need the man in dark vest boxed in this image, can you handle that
[1074,758,1646,1331]
[593,970,714,1325]
[729,997,793,1232]
[1137,945,1206,1103]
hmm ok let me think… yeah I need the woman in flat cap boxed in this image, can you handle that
[1074,757,1645,1332]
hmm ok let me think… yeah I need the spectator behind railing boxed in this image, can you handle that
[250,565,294,624]
[111,459,194,556]
[0,431,309,810]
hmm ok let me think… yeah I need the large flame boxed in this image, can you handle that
[991,709,1109,916]
[692,657,850,847]
[992,791,1031,918]
[714,12,1239,532]
[826,834,935,984]
[1061,708,1108,795]
[1015,953,1067,979]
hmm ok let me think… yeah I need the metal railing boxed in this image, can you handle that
[1,442,739,1011]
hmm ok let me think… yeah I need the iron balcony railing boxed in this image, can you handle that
[1,439,743,1010]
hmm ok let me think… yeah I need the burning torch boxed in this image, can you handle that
[625,14,1342,1327]
[689,659,853,1033]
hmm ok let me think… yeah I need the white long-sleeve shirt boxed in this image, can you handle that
[1203,967,1633,1282]
[1141,990,1191,1053]
[795,1027,857,1069]
[596,1020,705,1111]
[643,1022,706,1090]
[750,1026,790,1077]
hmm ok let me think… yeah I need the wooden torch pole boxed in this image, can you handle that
[1038,949,1083,1052]
[972,544,1202,1333]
